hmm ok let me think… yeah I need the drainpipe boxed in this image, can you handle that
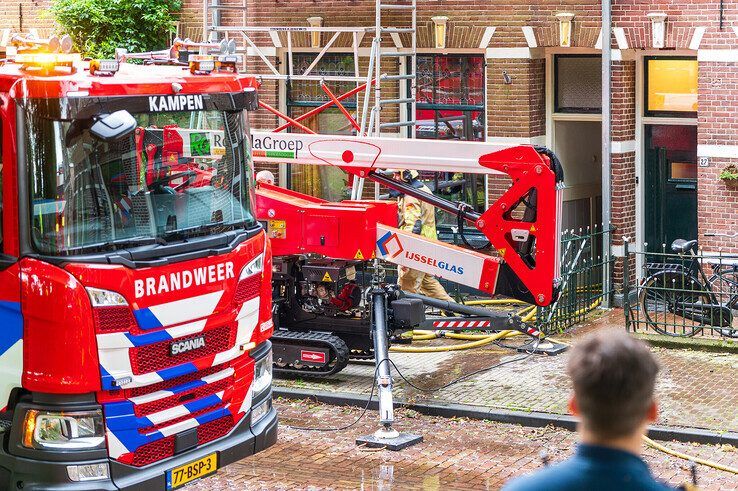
[601,0,612,307]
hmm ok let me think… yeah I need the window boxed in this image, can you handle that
[287,53,357,201]
[414,54,487,223]
[645,57,697,116]
[555,55,602,113]
[416,55,485,141]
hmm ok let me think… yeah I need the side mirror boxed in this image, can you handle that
[90,110,137,142]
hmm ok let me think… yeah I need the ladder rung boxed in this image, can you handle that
[380,120,416,129]
[379,4,416,10]
[381,74,416,81]
[380,28,416,34]
[379,98,414,106]
[379,51,414,57]
[206,5,248,11]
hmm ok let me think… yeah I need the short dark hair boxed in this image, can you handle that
[567,330,659,439]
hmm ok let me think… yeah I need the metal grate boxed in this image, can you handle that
[138,404,226,434]
[129,324,235,375]
[197,414,235,445]
[131,435,175,467]
[133,377,231,418]
[126,365,224,398]
[93,305,137,332]
[233,274,261,304]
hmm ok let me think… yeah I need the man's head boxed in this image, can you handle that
[255,170,275,186]
[386,169,419,182]
[567,330,659,441]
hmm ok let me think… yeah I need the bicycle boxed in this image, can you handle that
[638,233,738,338]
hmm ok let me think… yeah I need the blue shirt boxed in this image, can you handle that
[502,444,675,491]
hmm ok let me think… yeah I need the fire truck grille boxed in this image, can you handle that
[126,365,224,398]
[132,435,175,467]
[197,414,235,445]
[94,306,137,332]
[129,415,236,467]
[133,377,232,418]
[139,404,226,434]
[129,324,236,375]
[233,274,261,304]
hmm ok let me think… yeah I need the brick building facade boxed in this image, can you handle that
[7,0,738,272]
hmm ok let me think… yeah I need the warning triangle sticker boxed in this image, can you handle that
[354,249,365,260]
[498,248,506,257]
[371,250,376,259]
[530,225,537,232]
[322,272,333,282]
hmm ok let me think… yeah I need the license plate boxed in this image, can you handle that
[166,453,218,490]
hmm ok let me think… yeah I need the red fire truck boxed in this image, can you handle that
[0,41,276,489]
[0,34,565,488]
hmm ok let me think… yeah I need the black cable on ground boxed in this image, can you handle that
[282,361,381,432]
[386,335,542,393]
[281,334,542,431]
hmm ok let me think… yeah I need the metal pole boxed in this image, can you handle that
[601,0,612,308]
[370,287,398,438]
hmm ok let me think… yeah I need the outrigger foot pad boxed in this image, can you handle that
[518,339,568,356]
[356,432,423,451]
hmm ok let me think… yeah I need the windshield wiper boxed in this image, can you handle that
[161,220,254,241]
[70,236,167,254]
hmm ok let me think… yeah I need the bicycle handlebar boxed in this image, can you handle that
[705,232,738,238]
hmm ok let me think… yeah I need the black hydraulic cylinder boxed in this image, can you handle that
[368,172,481,223]
[403,292,509,319]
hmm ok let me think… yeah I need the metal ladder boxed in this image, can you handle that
[352,0,417,199]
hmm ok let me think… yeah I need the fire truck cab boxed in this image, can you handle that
[0,48,276,489]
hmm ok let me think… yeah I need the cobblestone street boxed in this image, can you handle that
[189,398,738,490]
[274,311,738,433]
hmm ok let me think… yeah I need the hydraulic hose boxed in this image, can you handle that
[643,436,738,474]
[390,330,518,353]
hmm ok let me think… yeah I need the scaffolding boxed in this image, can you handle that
[203,0,418,198]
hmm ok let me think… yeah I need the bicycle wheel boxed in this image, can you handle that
[639,271,710,337]
[708,268,738,338]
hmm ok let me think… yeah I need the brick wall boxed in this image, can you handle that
[698,61,738,254]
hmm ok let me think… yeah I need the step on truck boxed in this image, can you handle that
[0,36,276,489]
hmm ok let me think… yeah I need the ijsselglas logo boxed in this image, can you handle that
[376,231,404,259]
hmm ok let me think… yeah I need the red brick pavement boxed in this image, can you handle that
[188,398,738,491]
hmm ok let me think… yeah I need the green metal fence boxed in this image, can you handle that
[534,225,615,334]
[623,239,738,339]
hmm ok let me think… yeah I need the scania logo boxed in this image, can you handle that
[170,335,206,356]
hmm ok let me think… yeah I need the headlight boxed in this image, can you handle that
[23,409,105,450]
[240,254,264,280]
[251,349,273,397]
[251,398,272,426]
[86,287,128,307]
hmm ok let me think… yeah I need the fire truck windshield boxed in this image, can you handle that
[24,105,256,256]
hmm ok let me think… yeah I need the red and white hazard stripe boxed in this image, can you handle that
[432,320,491,329]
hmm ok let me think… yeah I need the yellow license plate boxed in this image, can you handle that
[166,453,218,490]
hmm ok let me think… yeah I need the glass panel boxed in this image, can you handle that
[416,55,484,107]
[413,55,486,219]
[671,161,697,180]
[25,105,254,256]
[555,56,602,113]
[647,58,698,114]
[287,108,351,202]
[289,54,356,105]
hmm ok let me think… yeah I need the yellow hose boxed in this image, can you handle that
[643,435,738,474]
[390,330,516,353]
[464,299,529,306]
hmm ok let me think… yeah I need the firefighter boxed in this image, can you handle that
[390,169,455,303]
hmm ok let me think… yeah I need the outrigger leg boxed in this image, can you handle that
[356,285,423,451]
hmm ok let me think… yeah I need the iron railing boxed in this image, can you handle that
[535,225,615,334]
[623,239,738,339]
